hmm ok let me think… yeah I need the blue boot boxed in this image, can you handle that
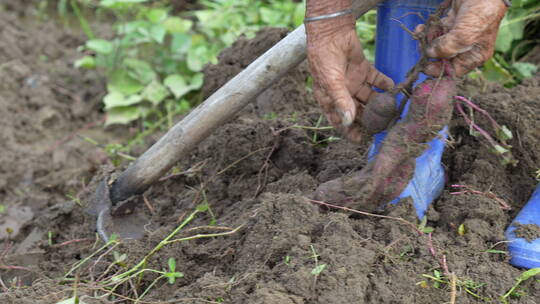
[505,184,540,268]
[372,0,445,219]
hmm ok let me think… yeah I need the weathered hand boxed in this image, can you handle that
[306,12,394,143]
[418,0,508,77]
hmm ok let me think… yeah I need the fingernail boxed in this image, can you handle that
[341,111,353,127]
[426,46,436,58]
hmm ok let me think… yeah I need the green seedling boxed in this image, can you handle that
[284,255,291,266]
[418,216,434,234]
[309,245,327,276]
[48,231,54,246]
[398,245,414,261]
[501,268,540,303]
[113,251,128,268]
[422,271,491,301]
[55,297,87,304]
[164,258,184,284]
[65,193,82,207]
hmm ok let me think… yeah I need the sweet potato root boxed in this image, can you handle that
[361,92,399,135]
[314,77,456,210]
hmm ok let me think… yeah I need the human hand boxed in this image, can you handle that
[306,13,394,143]
[418,0,508,77]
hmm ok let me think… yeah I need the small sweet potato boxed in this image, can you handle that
[361,92,399,135]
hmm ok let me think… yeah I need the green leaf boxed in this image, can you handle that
[293,3,305,27]
[494,145,510,154]
[187,45,211,72]
[481,58,514,84]
[486,249,507,255]
[164,74,190,99]
[171,33,192,54]
[311,264,327,275]
[86,39,114,54]
[498,125,514,141]
[74,56,96,69]
[117,20,150,35]
[495,11,526,53]
[189,73,204,90]
[113,251,127,263]
[168,257,176,272]
[142,80,169,105]
[196,203,209,212]
[108,70,144,95]
[123,58,156,85]
[105,106,142,125]
[165,271,184,284]
[56,297,88,304]
[149,24,166,44]
[146,8,168,23]
[517,268,540,282]
[100,0,147,7]
[512,62,538,79]
[164,17,193,33]
[104,92,142,109]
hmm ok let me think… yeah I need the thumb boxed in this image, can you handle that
[326,80,356,127]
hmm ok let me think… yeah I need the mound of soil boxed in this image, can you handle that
[1,6,540,304]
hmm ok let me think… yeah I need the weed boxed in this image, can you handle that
[501,268,540,303]
[284,255,291,266]
[309,245,326,276]
[418,215,434,234]
[421,271,491,302]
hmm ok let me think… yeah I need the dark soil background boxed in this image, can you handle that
[1,2,540,304]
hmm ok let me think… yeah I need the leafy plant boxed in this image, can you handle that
[76,0,306,126]
[473,0,540,86]
[76,0,203,125]
[309,245,327,276]
[164,257,184,284]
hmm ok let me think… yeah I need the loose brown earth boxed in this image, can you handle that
[1,3,540,304]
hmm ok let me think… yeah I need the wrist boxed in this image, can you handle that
[306,0,352,17]
[306,14,355,42]
[305,0,355,41]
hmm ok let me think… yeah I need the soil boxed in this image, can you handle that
[513,223,540,243]
[1,3,540,304]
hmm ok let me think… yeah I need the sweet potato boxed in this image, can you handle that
[361,92,399,135]
[314,77,456,209]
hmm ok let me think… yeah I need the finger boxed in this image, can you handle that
[426,4,494,58]
[414,24,425,35]
[326,76,356,127]
[355,85,375,104]
[451,46,489,77]
[344,125,364,143]
[423,61,443,77]
[313,84,341,127]
[366,66,394,91]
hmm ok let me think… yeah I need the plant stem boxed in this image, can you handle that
[70,0,95,39]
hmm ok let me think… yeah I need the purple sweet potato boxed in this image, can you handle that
[314,77,456,209]
[361,92,400,135]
